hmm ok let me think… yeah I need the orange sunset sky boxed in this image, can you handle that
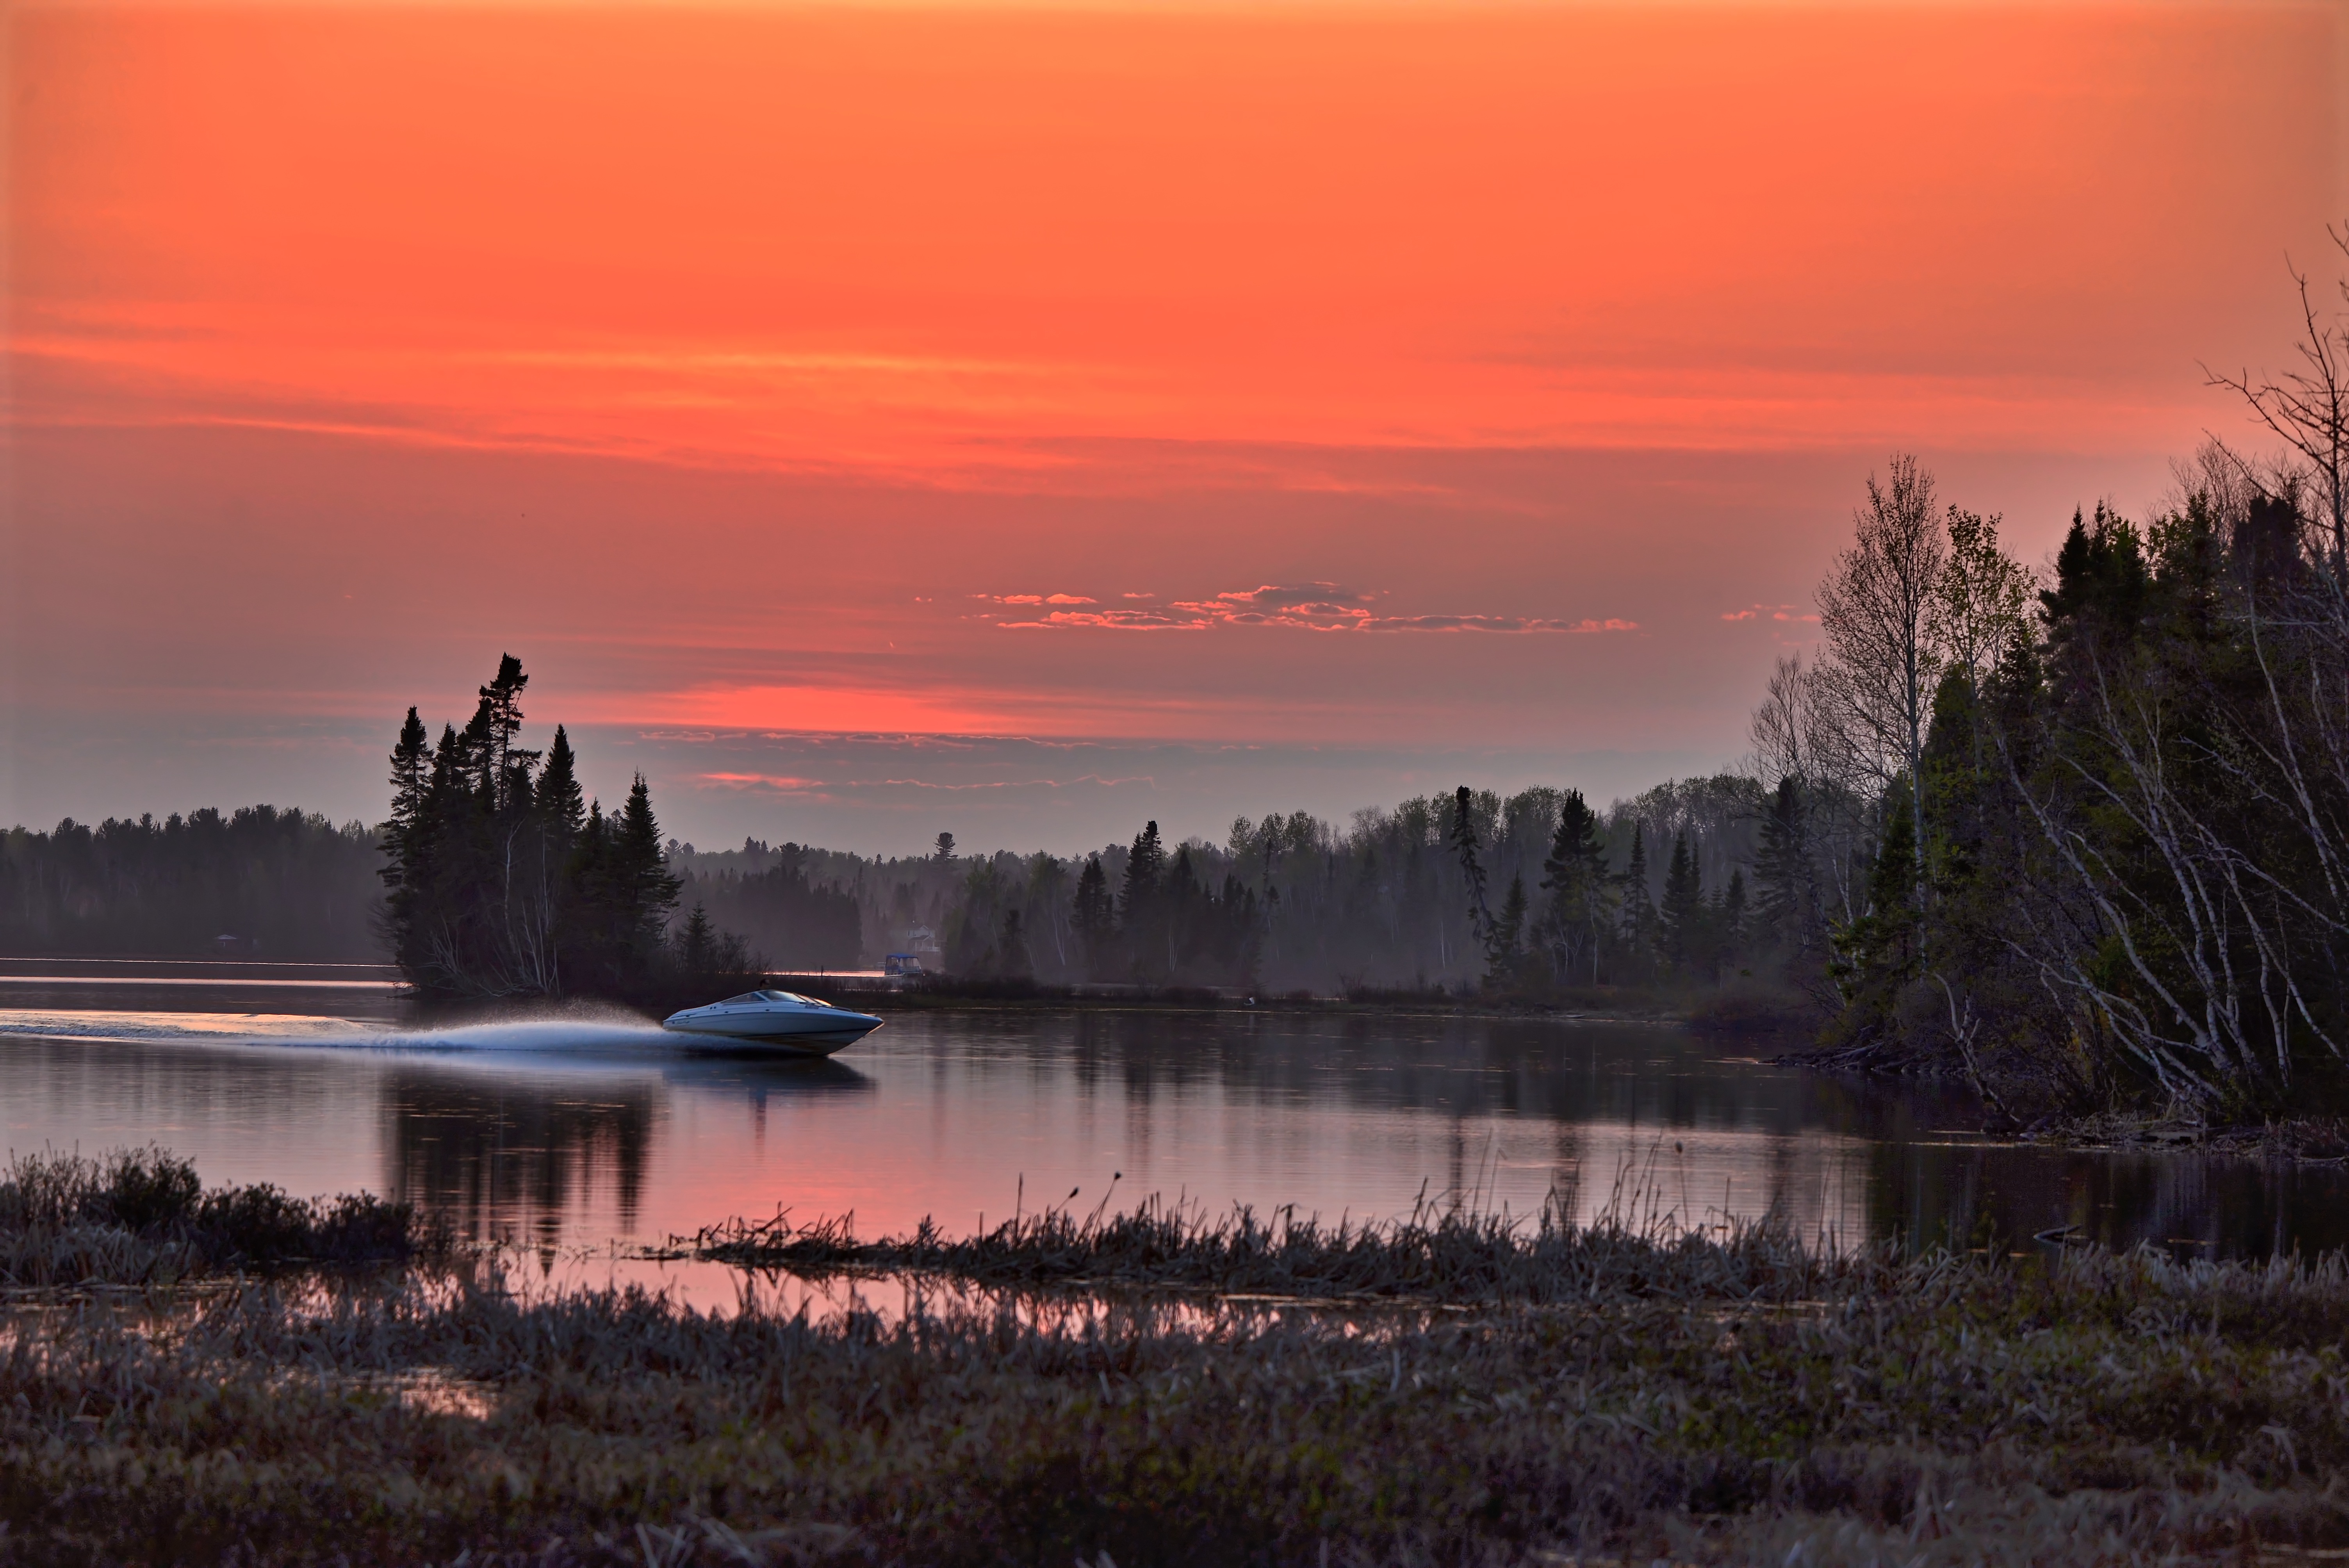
[4,0,2344,852]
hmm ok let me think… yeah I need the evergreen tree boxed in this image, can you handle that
[1495,873,1527,982]
[675,903,716,974]
[1828,793,1921,1043]
[378,655,722,1001]
[1657,831,1704,974]
[380,709,432,969]
[1448,786,1498,975]
[536,725,586,846]
[1719,868,1748,972]
[1071,853,1114,980]
[614,774,682,952]
[998,907,1034,979]
[1539,788,1611,984]
[385,708,430,870]
[1618,823,1657,970]
[933,831,957,864]
[1119,821,1169,980]
[469,654,537,811]
[1121,821,1166,915]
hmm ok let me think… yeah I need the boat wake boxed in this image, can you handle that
[0,1006,678,1056]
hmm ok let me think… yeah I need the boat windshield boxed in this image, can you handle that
[720,992,766,1005]
[756,989,836,1007]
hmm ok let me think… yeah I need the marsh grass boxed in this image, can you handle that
[14,1157,2349,1564]
[0,1147,437,1286]
[13,1238,2349,1564]
[668,1184,1845,1307]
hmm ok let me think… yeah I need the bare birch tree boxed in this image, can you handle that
[1813,454,1947,872]
[2207,225,2349,570]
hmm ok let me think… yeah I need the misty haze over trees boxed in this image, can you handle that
[0,807,380,959]
[658,774,1772,994]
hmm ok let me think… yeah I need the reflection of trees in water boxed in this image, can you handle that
[381,1071,659,1245]
[1044,1012,1910,1235]
[1052,1011,1971,1139]
[1004,1012,2349,1249]
[1867,1140,2349,1260]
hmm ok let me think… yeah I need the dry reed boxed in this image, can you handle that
[9,1156,2349,1564]
[0,1147,435,1287]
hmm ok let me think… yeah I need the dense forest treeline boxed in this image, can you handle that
[0,807,381,960]
[0,772,1794,989]
[661,773,1775,993]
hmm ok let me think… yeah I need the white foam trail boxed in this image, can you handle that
[363,1018,676,1053]
[0,1009,374,1043]
[0,1008,675,1055]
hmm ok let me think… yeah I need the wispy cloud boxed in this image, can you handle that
[998,608,1212,631]
[1724,603,1820,624]
[989,581,1633,634]
[695,770,1147,796]
[1367,614,1638,634]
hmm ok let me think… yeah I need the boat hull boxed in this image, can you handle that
[659,1012,882,1057]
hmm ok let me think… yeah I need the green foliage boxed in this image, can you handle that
[1804,470,2349,1111]
[1824,793,1919,1054]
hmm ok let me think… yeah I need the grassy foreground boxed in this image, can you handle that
[10,1158,2349,1563]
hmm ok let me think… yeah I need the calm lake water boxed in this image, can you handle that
[4,961,2346,1281]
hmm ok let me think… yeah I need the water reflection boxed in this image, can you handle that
[2,999,2346,1260]
[382,1059,874,1245]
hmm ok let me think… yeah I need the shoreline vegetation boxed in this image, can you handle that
[12,1151,2349,1564]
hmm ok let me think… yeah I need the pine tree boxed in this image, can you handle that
[614,774,682,954]
[1720,868,1748,971]
[1496,873,1528,982]
[676,903,716,974]
[1448,786,1498,975]
[1658,831,1703,974]
[1121,821,1166,923]
[1071,853,1114,979]
[1539,788,1610,983]
[382,708,430,887]
[469,654,538,811]
[1832,793,1921,1021]
[1121,821,1168,980]
[1619,823,1656,965]
[998,907,1033,979]
[933,832,957,863]
[535,726,586,847]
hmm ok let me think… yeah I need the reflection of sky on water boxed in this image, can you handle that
[4,996,2348,1261]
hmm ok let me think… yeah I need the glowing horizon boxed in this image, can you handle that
[5,0,2342,850]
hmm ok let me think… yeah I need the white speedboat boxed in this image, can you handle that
[661,990,884,1056]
